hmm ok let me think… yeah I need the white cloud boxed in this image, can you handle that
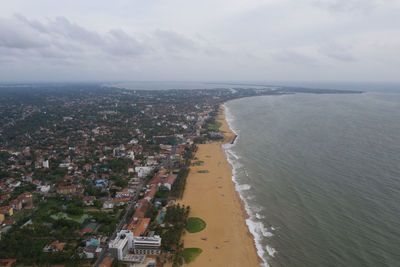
[0,0,399,82]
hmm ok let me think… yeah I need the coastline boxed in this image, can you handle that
[180,104,261,266]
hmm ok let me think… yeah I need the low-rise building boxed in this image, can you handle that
[56,185,76,195]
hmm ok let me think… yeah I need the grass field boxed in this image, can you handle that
[207,121,222,131]
[197,170,209,173]
[183,248,203,263]
[186,217,206,233]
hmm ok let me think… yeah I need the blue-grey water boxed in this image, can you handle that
[224,92,400,267]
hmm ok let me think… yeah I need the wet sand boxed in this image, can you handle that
[181,106,260,266]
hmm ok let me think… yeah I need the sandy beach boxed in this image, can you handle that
[180,106,261,266]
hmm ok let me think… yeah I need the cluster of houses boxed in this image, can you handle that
[0,87,230,265]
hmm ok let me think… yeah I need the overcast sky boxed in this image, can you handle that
[0,0,399,82]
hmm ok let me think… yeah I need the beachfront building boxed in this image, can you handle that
[109,230,134,260]
[109,230,162,260]
[132,236,161,255]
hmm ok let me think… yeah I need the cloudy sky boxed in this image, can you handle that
[0,0,399,82]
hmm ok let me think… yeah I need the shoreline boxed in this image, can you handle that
[179,104,261,266]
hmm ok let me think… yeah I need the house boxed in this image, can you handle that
[43,240,66,252]
[39,185,51,193]
[103,200,114,209]
[144,186,157,202]
[2,220,16,226]
[82,196,96,206]
[147,168,167,186]
[114,197,129,206]
[0,206,13,216]
[115,189,130,198]
[9,199,22,211]
[56,185,76,195]
[0,194,10,203]
[83,245,102,259]
[82,164,92,172]
[18,192,33,208]
[163,173,177,190]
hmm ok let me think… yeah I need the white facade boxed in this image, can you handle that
[109,231,162,260]
[109,231,134,260]
[135,166,154,178]
[43,160,49,168]
[132,236,162,255]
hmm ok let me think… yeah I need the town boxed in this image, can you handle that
[0,84,360,267]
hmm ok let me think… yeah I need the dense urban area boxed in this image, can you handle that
[0,84,361,267]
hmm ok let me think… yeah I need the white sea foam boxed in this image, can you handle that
[237,184,251,191]
[256,213,265,219]
[266,245,277,257]
[262,226,274,238]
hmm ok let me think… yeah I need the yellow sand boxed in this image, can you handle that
[180,106,261,267]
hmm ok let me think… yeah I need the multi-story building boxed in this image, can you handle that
[109,231,133,260]
[109,230,161,261]
[132,236,161,255]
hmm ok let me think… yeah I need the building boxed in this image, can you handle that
[43,240,66,252]
[0,206,13,217]
[163,173,177,190]
[103,200,114,209]
[125,217,150,237]
[8,199,22,211]
[109,230,161,260]
[132,236,162,255]
[42,160,49,168]
[82,196,96,206]
[135,166,154,178]
[56,185,76,195]
[109,230,134,260]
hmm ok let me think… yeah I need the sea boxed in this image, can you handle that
[224,87,400,266]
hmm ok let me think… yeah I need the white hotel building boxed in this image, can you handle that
[109,230,162,261]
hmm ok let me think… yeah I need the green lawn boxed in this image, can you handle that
[183,248,203,263]
[197,170,209,173]
[207,121,222,131]
[186,217,206,233]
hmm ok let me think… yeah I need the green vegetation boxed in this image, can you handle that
[158,204,190,267]
[186,217,206,233]
[161,204,190,250]
[192,160,204,166]
[155,185,170,199]
[198,170,209,173]
[207,121,222,131]
[50,212,90,224]
[183,248,203,263]
[170,167,189,198]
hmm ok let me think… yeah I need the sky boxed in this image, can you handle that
[0,0,399,82]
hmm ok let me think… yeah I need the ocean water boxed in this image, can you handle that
[224,91,400,267]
